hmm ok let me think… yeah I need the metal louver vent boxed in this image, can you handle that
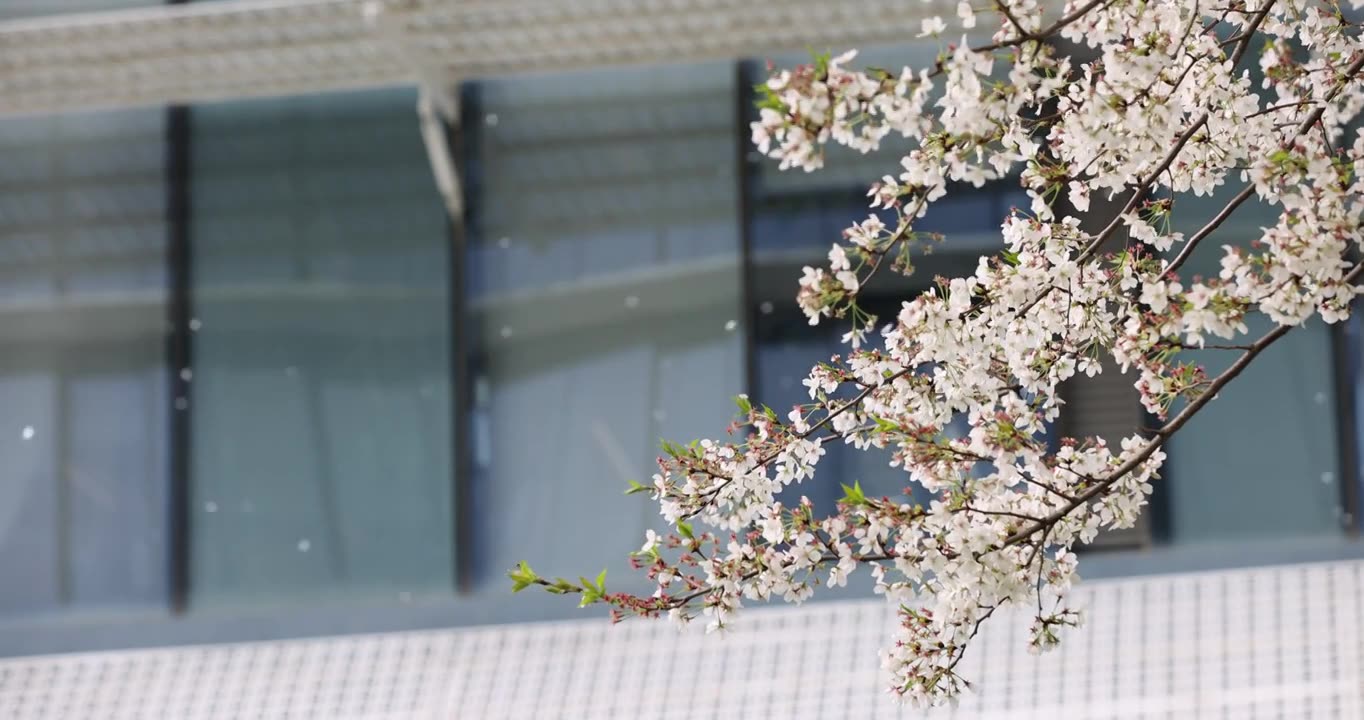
[1062,356,1153,549]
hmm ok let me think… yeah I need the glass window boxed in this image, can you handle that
[463,63,746,586]
[1161,186,1345,544]
[0,108,170,619]
[1163,315,1342,542]
[187,90,454,607]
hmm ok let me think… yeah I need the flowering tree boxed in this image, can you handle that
[511,0,1364,706]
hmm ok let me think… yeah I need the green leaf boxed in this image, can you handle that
[872,416,898,432]
[624,479,649,496]
[677,521,695,540]
[810,48,832,76]
[660,438,687,458]
[734,394,752,414]
[865,65,892,81]
[508,560,539,593]
[578,574,607,607]
[839,480,867,505]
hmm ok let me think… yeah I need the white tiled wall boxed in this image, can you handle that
[0,559,1360,719]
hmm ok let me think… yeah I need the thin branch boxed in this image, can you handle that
[1015,111,1212,317]
[1003,263,1364,548]
[1165,52,1364,274]
[684,368,913,518]
[1244,100,1317,119]
[1318,118,1336,156]
[924,0,1116,79]
[1228,0,1277,67]
[965,505,1043,522]
[1167,183,1256,273]
[1079,113,1210,263]
[1322,53,1364,106]
[937,601,1006,679]
[1170,341,1256,351]
[1024,476,1081,503]
[995,1,1031,39]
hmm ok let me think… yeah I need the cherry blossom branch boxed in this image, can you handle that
[1016,111,1213,318]
[917,0,1118,82]
[1005,262,1364,548]
[1168,52,1364,274]
[1225,0,1277,66]
[994,1,1032,39]
[523,2,1364,707]
[681,368,913,518]
[1166,184,1256,273]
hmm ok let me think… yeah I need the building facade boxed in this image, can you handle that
[0,1,1361,717]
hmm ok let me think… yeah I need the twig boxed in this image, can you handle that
[1002,263,1364,548]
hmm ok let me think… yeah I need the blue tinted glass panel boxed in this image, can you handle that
[464,63,745,587]
[188,89,454,607]
[0,107,170,619]
[1161,188,1345,544]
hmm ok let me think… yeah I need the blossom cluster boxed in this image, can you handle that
[518,0,1364,706]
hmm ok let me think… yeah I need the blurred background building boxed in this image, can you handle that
[0,1,1359,718]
